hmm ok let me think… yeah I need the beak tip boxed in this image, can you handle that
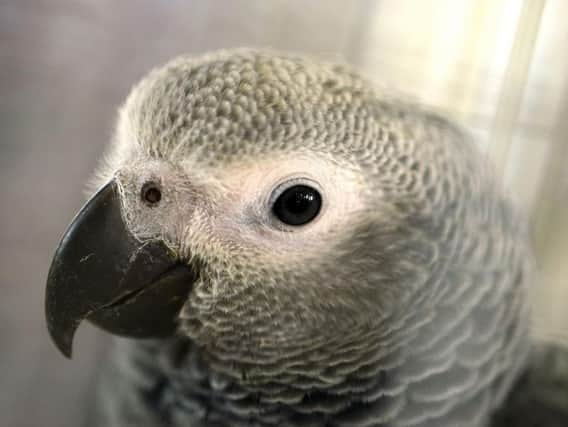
[53,331,74,358]
[46,312,76,359]
[47,329,74,359]
[59,345,73,359]
[56,337,74,359]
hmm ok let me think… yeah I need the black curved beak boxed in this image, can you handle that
[45,180,196,358]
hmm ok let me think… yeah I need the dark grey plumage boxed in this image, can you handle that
[492,341,568,427]
[73,49,540,426]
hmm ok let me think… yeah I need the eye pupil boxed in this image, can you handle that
[272,185,322,226]
[141,182,162,206]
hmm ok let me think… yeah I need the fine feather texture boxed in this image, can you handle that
[88,49,533,426]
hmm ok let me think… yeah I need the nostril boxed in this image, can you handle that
[141,181,162,206]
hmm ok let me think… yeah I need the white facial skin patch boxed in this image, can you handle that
[178,152,372,265]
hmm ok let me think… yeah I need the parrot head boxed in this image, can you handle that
[45,51,529,417]
[46,50,413,357]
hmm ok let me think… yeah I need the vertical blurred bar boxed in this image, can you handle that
[490,0,545,173]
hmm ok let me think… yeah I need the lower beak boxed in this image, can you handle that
[45,180,196,358]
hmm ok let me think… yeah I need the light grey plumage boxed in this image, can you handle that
[62,49,535,426]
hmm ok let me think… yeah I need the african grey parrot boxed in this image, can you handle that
[45,49,567,426]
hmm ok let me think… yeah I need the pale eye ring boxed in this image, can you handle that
[141,181,162,206]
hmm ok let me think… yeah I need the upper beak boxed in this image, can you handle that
[45,180,196,358]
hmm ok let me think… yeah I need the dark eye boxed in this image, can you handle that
[141,181,162,206]
[272,184,322,226]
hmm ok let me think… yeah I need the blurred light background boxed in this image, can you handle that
[0,0,566,426]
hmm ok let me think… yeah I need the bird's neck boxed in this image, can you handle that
[114,336,392,426]
[105,291,530,427]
